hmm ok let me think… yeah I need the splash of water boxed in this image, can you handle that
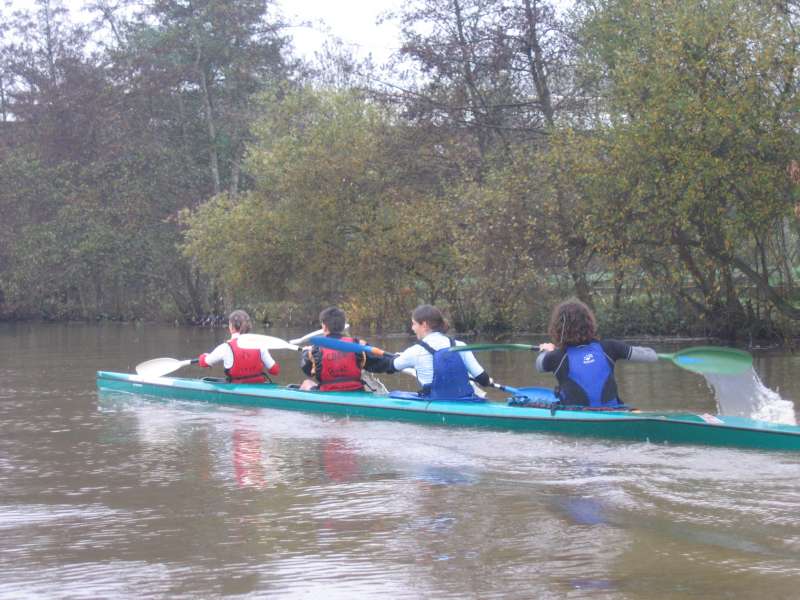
[704,369,797,425]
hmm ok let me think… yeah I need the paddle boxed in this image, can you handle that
[289,323,349,345]
[137,335,299,378]
[308,335,396,358]
[235,334,300,352]
[656,346,752,375]
[451,343,753,376]
[136,357,198,378]
[450,343,537,352]
[486,381,554,403]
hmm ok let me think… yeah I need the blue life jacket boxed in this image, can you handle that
[559,342,620,407]
[417,338,476,400]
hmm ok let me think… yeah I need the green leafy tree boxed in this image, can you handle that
[105,0,293,196]
[568,0,800,337]
[182,87,472,329]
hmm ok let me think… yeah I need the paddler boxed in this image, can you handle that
[299,306,387,391]
[197,309,280,383]
[536,298,657,408]
[383,304,493,399]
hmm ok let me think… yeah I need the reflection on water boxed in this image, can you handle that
[2,323,800,599]
[322,438,359,483]
[233,428,268,489]
[556,496,609,526]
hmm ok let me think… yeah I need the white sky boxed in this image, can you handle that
[50,0,571,65]
[275,0,405,64]
[37,1,572,66]
[49,0,407,65]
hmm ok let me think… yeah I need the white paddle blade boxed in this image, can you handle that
[237,334,299,352]
[471,382,487,398]
[136,357,191,377]
[289,328,323,345]
[289,323,349,345]
[362,371,388,395]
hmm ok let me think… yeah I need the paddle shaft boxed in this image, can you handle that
[290,324,350,346]
[236,334,299,352]
[450,343,538,353]
[454,342,752,376]
[308,336,396,358]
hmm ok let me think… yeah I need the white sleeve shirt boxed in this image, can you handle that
[204,333,276,370]
[392,331,484,385]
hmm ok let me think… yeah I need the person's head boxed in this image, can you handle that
[228,309,253,334]
[319,306,347,335]
[411,304,448,339]
[547,298,597,348]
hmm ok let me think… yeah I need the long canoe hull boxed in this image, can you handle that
[96,371,800,452]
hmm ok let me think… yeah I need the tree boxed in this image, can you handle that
[0,0,296,321]
[116,0,294,197]
[573,0,800,337]
[182,87,474,328]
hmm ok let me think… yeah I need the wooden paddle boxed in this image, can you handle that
[450,343,753,376]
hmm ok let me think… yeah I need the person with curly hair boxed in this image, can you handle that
[536,298,657,408]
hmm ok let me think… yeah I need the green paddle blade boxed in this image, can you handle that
[450,343,537,352]
[657,346,752,375]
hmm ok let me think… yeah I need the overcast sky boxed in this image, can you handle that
[32,0,570,66]
[275,0,405,64]
[45,0,406,65]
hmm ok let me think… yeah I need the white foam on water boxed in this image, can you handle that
[705,369,797,425]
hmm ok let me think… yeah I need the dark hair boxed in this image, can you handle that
[547,298,597,348]
[319,306,347,334]
[228,310,253,334]
[411,304,448,333]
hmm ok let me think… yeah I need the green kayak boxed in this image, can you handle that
[96,371,800,452]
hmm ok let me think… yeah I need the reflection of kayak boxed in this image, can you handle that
[96,371,800,452]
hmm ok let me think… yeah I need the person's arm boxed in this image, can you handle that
[454,341,492,386]
[536,346,562,373]
[472,370,492,387]
[391,346,419,372]
[260,348,280,376]
[198,343,230,368]
[298,347,316,377]
[602,340,657,363]
[628,346,658,362]
[363,354,396,373]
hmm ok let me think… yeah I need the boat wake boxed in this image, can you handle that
[705,369,797,425]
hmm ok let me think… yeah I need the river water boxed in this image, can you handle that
[1,322,799,599]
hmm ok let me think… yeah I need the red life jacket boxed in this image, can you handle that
[225,338,267,384]
[318,337,363,392]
